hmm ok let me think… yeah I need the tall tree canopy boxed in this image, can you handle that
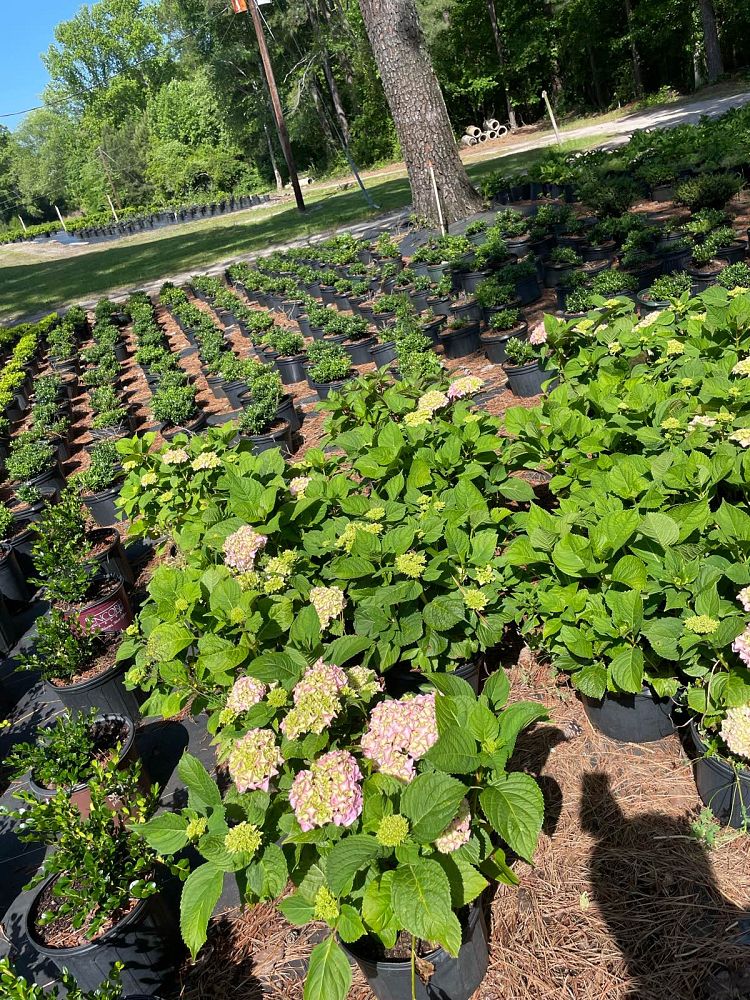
[0,0,747,232]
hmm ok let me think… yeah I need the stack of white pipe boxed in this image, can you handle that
[461,121,509,146]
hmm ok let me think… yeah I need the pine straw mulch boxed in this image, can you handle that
[172,650,750,1000]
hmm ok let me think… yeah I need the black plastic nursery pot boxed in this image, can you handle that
[385,659,482,698]
[688,719,750,829]
[0,545,31,603]
[47,657,140,720]
[514,273,542,305]
[460,270,490,295]
[480,323,528,365]
[451,299,482,324]
[688,259,729,293]
[439,323,481,359]
[370,341,398,368]
[87,528,135,586]
[0,593,20,655]
[82,481,125,528]
[19,459,67,499]
[343,336,377,367]
[343,902,488,1000]
[25,877,180,995]
[719,241,746,265]
[160,411,207,441]
[277,393,301,434]
[505,235,532,258]
[651,182,675,202]
[622,260,663,290]
[580,241,617,263]
[581,687,675,743]
[275,354,308,385]
[503,361,557,398]
[239,419,293,458]
[310,373,355,400]
[29,712,139,816]
[635,291,670,316]
[544,261,578,288]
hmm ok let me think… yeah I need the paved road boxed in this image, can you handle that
[461,87,750,164]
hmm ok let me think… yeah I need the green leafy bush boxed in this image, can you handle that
[308,345,351,383]
[647,271,693,300]
[675,172,741,211]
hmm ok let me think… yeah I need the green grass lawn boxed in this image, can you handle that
[0,137,603,322]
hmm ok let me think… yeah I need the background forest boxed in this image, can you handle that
[0,0,748,232]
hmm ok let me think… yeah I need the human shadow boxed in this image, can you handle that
[510,722,567,837]
[580,773,750,1000]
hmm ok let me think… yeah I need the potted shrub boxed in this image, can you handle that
[475,276,518,326]
[717,261,750,291]
[264,330,307,384]
[5,771,179,995]
[687,227,736,292]
[6,709,144,816]
[89,387,133,441]
[461,228,510,293]
[686,701,750,830]
[151,381,204,438]
[5,439,66,499]
[0,502,31,603]
[307,344,354,400]
[369,330,398,369]
[543,246,583,288]
[31,492,133,633]
[137,678,546,1000]
[0,958,128,1000]
[75,441,126,527]
[502,334,556,397]
[636,271,693,314]
[438,314,480,359]
[495,259,541,305]
[493,208,530,256]
[675,172,741,212]
[464,218,488,246]
[236,375,292,457]
[480,307,529,364]
[335,314,376,366]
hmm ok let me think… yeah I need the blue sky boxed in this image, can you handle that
[1,1,85,129]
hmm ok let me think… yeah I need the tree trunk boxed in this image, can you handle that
[698,0,723,83]
[587,45,605,110]
[358,0,483,225]
[485,0,518,130]
[321,53,351,144]
[264,124,284,191]
[623,0,643,97]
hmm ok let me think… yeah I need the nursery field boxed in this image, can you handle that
[2,102,750,1000]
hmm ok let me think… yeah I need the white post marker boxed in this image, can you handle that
[106,194,119,223]
[17,215,27,233]
[54,204,68,232]
[542,89,562,146]
[428,161,447,236]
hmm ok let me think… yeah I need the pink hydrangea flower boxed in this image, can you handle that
[733,627,750,669]
[434,798,471,854]
[360,692,439,782]
[226,676,267,714]
[280,659,348,740]
[289,750,363,831]
[227,729,282,792]
[447,376,483,400]
[528,325,547,346]
[738,587,750,613]
[223,526,267,573]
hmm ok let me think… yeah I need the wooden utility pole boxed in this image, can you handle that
[240,0,305,212]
